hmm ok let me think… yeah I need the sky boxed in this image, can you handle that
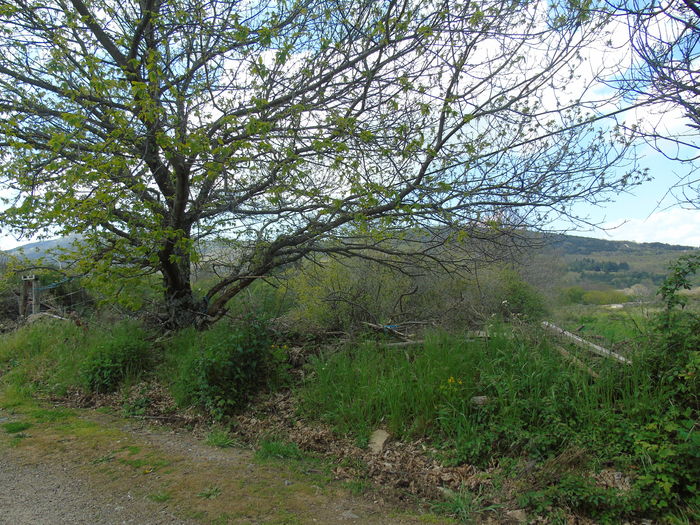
[560,143,700,247]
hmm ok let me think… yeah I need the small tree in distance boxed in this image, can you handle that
[0,0,644,328]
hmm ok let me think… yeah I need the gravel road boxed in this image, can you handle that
[0,453,193,525]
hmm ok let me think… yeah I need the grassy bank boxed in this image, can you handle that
[299,318,698,522]
[0,306,697,523]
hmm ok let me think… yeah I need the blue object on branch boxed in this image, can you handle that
[36,275,81,291]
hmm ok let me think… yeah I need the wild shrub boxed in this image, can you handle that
[581,289,631,305]
[496,267,548,320]
[79,322,151,393]
[206,278,292,321]
[613,254,700,514]
[283,257,547,331]
[561,287,632,306]
[166,320,285,419]
[561,286,586,304]
[283,255,413,331]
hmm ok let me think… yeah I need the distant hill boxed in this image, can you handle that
[546,234,699,290]
[4,235,82,262]
[2,232,697,289]
[548,233,696,256]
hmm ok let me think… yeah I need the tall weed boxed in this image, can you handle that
[164,320,285,419]
[79,322,151,393]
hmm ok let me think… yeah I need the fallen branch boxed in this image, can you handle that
[363,322,412,341]
[26,312,70,323]
[542,321,631,365]
[382,340,424,347]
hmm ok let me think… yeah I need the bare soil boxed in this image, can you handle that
[0,452,192,525]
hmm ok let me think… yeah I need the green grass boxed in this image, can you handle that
[0,320,152,397]
[1,284,695,523]
[431,487,500,523]
[28,408,76,422]
[3,421,32,433]
[160,320,286,419]
[300,322,699,522]
[91,453,115,465]
[302,326,643,462]
[147,490,172,503]
[256,439,305,461]
[196,486,222,499]
[205,427,237,448]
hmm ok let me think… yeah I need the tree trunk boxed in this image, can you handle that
[163,284,207,330]
[159,238,206,330]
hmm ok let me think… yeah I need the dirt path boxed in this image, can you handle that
[0,406,454,525]
[0,453,192,525]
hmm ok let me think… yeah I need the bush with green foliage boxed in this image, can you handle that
[80,322,151,393]
[495,267,548,320]
[197,277,292,321]
[561,285,585,304]
[581,289,631,305]
[283,257,547,331]
[562,287,631,305]
[659,252,700,311]
[165,320,285,419]
[283,255,414,331]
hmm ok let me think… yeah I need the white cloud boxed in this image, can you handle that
[592,208,700,247]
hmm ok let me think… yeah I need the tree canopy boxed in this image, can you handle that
[0,0,644,327]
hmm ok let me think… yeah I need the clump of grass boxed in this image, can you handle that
[197,486,222,499]
[163,320,287,419]
[431,487,497,523]
[256,439,305,461]
[91,453,115,465]
[29,408,75,422]
[3,421,32,434]
[79,322,151,393]
[147,491,172,503]
[205,427,236,448]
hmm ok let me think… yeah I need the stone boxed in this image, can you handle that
[506,509,528,523]
[368,429,390,454]
[470,396,489,406]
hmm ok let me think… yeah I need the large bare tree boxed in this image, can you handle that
[0,0,642,327]
[607,0,699,203]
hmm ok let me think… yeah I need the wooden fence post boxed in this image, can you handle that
[32,277,40,314]
[19,275,38,318]
[19,279,27,317]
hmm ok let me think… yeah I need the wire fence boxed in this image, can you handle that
[22,274,93,318]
